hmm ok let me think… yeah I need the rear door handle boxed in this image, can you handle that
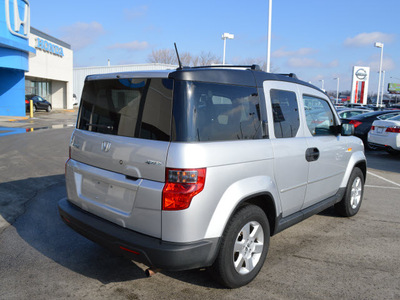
[306,147,320,162]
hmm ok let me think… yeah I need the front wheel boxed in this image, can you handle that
[335,167,364,217]
[209,205,270,288]
[46,105,52,112]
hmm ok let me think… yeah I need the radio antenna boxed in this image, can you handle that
[174,43,183,69]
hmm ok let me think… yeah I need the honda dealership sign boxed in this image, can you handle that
[350,66,370,105]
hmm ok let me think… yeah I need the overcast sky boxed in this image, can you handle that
[31,0,399,93]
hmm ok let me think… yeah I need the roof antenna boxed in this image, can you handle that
[174,43,182,69]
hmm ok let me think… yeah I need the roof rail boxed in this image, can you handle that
[190,64,261,71]
[276,73,298,79]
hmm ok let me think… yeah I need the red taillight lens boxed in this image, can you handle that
[162,168,206,211]
[25,100,29,104]
[386,126,400,133]
[371,126,375,131]
[349,120,362,128]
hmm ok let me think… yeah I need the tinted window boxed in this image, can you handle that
[303,95,335,136]
[77,78,173,141]
[270,89,299,138]
[378,112,400,120]
[172,81,262,142]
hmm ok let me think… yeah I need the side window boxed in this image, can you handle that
[270,89,299,138]
[172,81,262,142]
[303,95,335,136]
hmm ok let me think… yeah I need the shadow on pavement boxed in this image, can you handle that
[3,175,219,287]
[365,150,400,173]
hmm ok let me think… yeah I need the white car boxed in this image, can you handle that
[368,114,400,155]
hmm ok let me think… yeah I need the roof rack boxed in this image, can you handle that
[276,73,298,79]
[190,64,261,71]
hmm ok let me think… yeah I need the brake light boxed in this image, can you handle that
[25,100,29,104]
[162,168,206,210]
[386,126,400,133]
[65,146,71,175]
[349,120,362,128]
[371,126,375,131]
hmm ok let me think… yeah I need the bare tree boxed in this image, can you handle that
[192,51,222,66]
[147,49,177,65]
[179,51,192,66]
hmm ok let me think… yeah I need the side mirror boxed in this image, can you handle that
[341,123,354,136]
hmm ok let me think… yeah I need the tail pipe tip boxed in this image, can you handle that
[145,267,161,277]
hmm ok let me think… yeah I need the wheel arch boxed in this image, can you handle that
[235,193,277,237]
[340,151,367,188]
[204,174,281,240]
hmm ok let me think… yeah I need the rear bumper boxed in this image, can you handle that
[58,198,219,271]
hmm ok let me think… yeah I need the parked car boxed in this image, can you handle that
[337,108,372,119]
[368,114,400,155]
[344,103,368,109]
[58,65,366,288]
[25,95,52,112]
[341,110,400,149]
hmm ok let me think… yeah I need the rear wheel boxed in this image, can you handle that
[335,167,364,217]
[33,105,37,113]
[210,205,270,288]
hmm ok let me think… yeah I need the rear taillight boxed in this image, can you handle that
[65,146,71,175]
[386,126,400,133]
[25,100,29,104]
[349,120,362,128]
[371,126,375,131]
[162,168,206,211]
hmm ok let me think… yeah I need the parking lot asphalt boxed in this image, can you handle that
[0,111,399,299]
[0,109,77,137]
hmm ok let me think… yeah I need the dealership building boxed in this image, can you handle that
[0,0,73,117]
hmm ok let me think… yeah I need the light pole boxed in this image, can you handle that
[334,77,340,104]
[374,42,384,107]
[319,79,324,90]
[266,0,272,72]
[221,33,234,65]
[380,70,386,105]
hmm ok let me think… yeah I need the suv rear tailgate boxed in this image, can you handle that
[66,129,169,238]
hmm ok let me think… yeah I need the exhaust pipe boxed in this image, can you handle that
[145,267,161,277]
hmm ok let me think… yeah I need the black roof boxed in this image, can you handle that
[169,66,321,91]
[86,65,323,93]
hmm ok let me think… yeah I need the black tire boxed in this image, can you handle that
[209,205,270,288]
[46,105,52,112]
[33,105,37,113]
[335,167,364,217]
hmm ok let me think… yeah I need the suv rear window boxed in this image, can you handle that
[172,81,262,142]
[77,78,173,141]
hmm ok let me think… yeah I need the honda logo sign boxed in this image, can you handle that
[5,0,30,39]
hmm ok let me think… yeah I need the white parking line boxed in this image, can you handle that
[367,171,400,188]
[365,185,400,190]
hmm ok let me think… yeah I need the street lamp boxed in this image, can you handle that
[334,77,340,104]
[221,33,234,65]
[374,42,384,108]
[319,79,325,90]
[266,0,272,72]
[380,70,386,105]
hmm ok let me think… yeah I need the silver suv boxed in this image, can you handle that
[58,65,366,288]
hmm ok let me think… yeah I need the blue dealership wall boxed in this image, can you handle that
[0,0,36,116]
